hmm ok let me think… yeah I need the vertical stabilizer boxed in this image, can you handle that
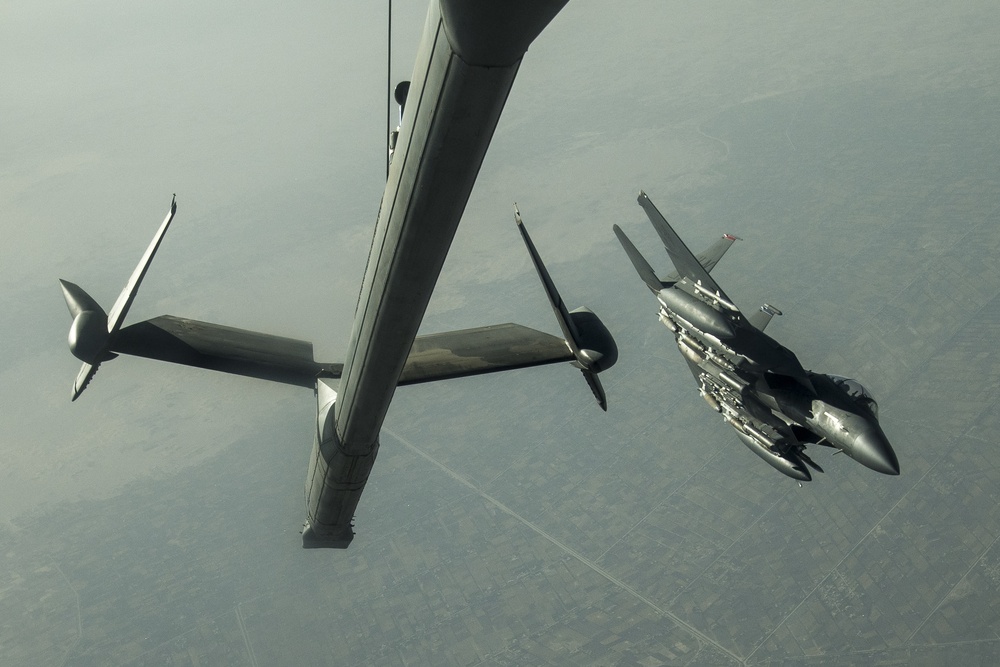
[612,224,666,292]
[514,205,616,410]
[61,195,177,400]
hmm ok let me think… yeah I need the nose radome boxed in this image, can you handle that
[853,429,900,475]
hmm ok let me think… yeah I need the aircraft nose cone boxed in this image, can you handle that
[853,429,899,475]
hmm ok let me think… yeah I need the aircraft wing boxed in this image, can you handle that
[637,192,739,307]
[113,317,573,388]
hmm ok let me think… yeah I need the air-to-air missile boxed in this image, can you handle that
[613,192,898,482]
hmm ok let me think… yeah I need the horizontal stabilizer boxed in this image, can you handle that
[798,449,824,474]
[400,323,574,385]
[112,317,577,389]
[113,315,335,387]
[678,233,739,282]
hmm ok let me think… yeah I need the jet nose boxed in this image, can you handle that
[853,429,899,475]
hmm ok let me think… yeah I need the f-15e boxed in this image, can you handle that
[613,192,898,482]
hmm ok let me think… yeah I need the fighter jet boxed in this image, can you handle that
[59,0,618,549]
[613,192,898,482]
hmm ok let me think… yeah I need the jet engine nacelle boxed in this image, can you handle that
[567,307,618,373]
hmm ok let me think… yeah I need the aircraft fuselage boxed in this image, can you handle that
[658,290,898,482]
[302,0,569,547]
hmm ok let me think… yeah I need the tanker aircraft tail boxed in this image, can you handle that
[60,195,177,400]
[60,197,615,406]
[62,0,594,549]
[515,205,616,410]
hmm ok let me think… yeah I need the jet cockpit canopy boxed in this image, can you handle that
[827,375,878,417]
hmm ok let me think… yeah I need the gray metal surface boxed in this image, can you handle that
[616,192,899,482]
[58,1,587,549]
[112,316,579,389]
[305,0,570,546]
[399,323,573,385]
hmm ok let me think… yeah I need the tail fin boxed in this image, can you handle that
[514,205,617,410]
[637,191,742,314]
[60,195,178,400]
[107,195,177,336]
[637,192,725,292]
[691,233,739,276]
[612,224,665,292]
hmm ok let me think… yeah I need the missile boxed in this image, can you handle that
[677,336,704,365]
[700,389,721,412]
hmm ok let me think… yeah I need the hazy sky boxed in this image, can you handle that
[3,1,1000,665]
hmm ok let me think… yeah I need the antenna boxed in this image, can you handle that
[386,0,392,179]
